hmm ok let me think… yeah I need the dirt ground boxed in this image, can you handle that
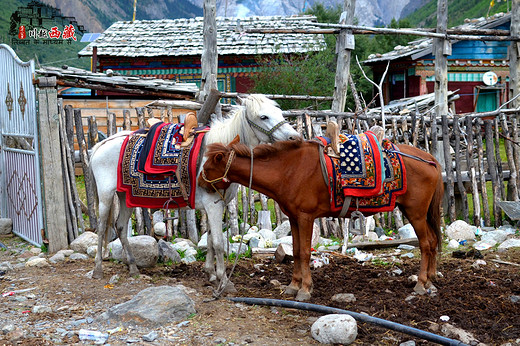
[0,234,519,345]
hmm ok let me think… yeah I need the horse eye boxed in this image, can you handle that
[260,115,268,120]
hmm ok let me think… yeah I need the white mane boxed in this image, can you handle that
[204,94,278,147]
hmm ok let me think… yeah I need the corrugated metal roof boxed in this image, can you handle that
[79,15,326,57]
[364,12,510,64]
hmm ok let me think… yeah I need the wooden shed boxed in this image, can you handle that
[78,15,326,95]
[363,13,512,114]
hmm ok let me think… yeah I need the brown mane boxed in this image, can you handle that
[205,138,309,161]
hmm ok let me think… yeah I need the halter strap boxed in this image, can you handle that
[384,148,437,167]
[201,150,236,200]
[246,118,288,142]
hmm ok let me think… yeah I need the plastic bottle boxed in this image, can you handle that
[78,329,109,344]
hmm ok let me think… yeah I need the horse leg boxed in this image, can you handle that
[204,228,216,282]
[205,202,236,292]
[93,199,112,279]
[409,218,437,295]
[294,216,314,302]
[284,218,301,297]
[116,193,139,276]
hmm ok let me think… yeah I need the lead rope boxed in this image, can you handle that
[213,147,254,298]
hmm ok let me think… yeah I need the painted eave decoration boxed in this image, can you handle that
[78,15,326,57]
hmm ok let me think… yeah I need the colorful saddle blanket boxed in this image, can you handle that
[338,131,385,197]
[138,122,184,174]
[116,123,206,209]
[326,138,407,214]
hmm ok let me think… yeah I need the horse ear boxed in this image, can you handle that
[230,135,240,146]
[236,96,244,105]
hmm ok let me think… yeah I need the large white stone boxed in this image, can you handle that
[273,220,291,239]
[498,238,520,251]
[70,232,98,254]
[0,218,13,235]
[398,223,417,239]
[445,220,476,241]
[311,314,357,344]
[259,229,276,242]
[108,235,158,268]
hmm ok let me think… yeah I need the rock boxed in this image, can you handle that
[0,261,14,272]
[445,220,476,241]
[311,314,357,344]
[400,341,416,346]
[142,331,158,342]
[153,222,167,237]
[398,223,417,239]
[242,232,261,243]
[98,285,195,326]
[374,226,385,237]
[69,253,89,261]
[331,293,357,304]
[481,230,510,244]
[86,245,98,258]
[498,238,520,251]
[0,219,13,235]
[173,238,196,248]
[197,232,208,249]
[1,324,15,334]
[258,229,276,242]
[109,235,159,268]
[109,274,120,285]
[6,328,24,342]
[152,210,164,225]
[32,305,52,313]
[158,239,181,263]
[25,258,49,267]
[70,232,98,254]
[366,231,379,241]
[56,249,74,257]
[274,243,293,263]
[441,323,480,345]
[272,236,293,247]
[29,247,42,255]
[172,240,197,258]
[447,239,460,249]
[274,220,291,239]
[249,237,266,249]
[311,221,320,248]
[225,242,248,256]
[510,295,520,304]
[49,253,65,264]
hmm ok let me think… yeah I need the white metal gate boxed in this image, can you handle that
[0,44,43,246]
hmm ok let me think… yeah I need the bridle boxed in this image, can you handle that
[246,117,288,143]
[200,149,236,200]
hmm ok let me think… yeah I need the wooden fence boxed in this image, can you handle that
[59,99,520,245]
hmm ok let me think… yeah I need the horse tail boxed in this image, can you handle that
[427,163,444,252]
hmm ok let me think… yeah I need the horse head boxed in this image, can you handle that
[198,135,241,193]
[242,94,300,144]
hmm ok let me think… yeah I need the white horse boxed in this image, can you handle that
[89,94,300,289]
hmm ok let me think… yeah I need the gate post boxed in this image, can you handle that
[37,77,68,253]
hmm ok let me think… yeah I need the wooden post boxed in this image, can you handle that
[74,109,98,230]
[136,107,146,129]
[466,117,481,225]
[433,0,448,166]
[453,114,469,222]
[442,115,456,222]
[494,117,506,200]
[87,116,99,149]
[510,0,520,107]
[331,0,356,113]
[484,120,501,226]
[476,118,491,226]
[37,82,68,252]
[199,0,221,118]
[501,115,519,200]
[107,112,117,136]
[197,88,223,125]
[123,109,131,131]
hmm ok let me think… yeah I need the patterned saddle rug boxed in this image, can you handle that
[338,131,385,197]
[325,137,407,214]
[117,122,207,209]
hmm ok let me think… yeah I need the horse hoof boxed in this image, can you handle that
[92,271,103,279]
[129,268,140,277]
[295,290,311,302]
[414,283,427,295]
[209,274,217,283]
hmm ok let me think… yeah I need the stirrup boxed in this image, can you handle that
[349,210,366,237]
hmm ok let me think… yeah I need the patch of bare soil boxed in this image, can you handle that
[0,234,519,345]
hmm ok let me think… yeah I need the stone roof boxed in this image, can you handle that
[79,15,326,58]
[364,12,511,64]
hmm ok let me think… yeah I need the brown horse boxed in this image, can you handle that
[199,137,444,301]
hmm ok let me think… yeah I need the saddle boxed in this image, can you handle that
[317,126,407,216]
[116,113,207,209]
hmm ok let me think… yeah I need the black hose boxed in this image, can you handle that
[228,297,468,346]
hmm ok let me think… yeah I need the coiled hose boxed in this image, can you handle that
[228,297,468,346]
